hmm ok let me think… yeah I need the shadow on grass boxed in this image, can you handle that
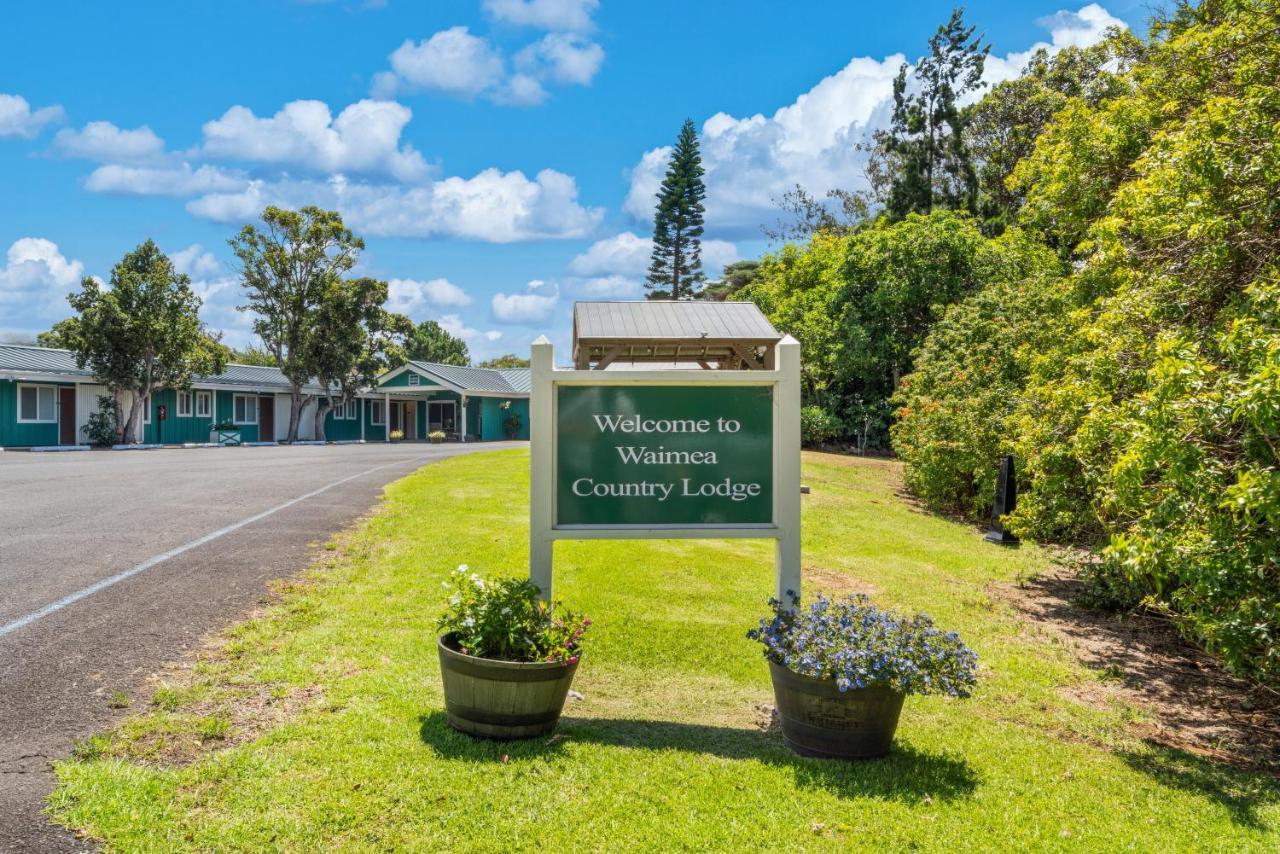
[1119,743,1280,830]
[418,712,977,804]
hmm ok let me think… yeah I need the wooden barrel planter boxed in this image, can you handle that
[768,662,905,759]
[437,633,579,739]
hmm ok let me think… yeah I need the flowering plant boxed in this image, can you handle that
[748,594,978,697]
[437,566,589,663]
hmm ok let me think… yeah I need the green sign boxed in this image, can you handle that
[556,385,774,527]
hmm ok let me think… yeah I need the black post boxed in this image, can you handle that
[984,454,1019,545]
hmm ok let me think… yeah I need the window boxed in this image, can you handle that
[18,384,57,423]
[233,394,259,425]
[176,391,193,417]
[345,398,358,420]
[195,391,212,418]
[370,400,385,426]
[143,397,151,424]
[408,374,420,386]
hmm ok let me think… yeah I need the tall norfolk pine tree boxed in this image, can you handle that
[646,119,707,300]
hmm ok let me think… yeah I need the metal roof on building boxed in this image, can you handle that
[573,301,780,343]
[0,344,328,392]
[0,344,95,377]
[407,361,530,395]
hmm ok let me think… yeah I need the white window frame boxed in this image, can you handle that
[370,400,385,426]
[17,383,58,424]
[143,395,152,424]
[343,398,358,420]
[176,390,193,417]
[233,393,259,425]
[195,390,212,418]
[408,373,420,386]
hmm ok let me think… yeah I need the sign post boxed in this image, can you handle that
[529,334,801,602]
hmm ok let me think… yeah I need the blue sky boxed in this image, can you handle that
[0,0,1144,361]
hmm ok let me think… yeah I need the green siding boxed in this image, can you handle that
[382,370,441,388]
[416,401,427,439]
[478,397,529,441]
[213,389,260,443]
[323,402,364,441]
[0,379,69,447]
[142,389,219,445]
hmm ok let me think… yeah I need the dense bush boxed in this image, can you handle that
[892,0,1280,681]
[890,235,1067,519]
[81,395,119,447]
[800,405,843,447]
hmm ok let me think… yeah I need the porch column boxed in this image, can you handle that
[384,392,390,442]
[460,395,467,443]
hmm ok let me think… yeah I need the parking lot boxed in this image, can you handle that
[0,441,517,851]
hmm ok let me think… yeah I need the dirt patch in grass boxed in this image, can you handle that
[803,565,878,598]
[993,563,1280,775]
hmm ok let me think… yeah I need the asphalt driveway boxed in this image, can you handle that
[0,441,519,851]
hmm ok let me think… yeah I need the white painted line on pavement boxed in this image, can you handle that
[0,455,429,639]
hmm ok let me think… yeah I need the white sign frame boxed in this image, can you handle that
[529,334,802,602]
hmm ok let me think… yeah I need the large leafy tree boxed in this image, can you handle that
[307,277,411,441]
[874,8,989,220]
[405,319,469,366]
[36,319,80,349]
[698,260,763,302]
[230,206,362,442]
[646,119,707,300]
[965,35,1138,234]
[63,240,227,444]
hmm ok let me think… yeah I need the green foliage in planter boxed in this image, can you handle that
[437,566,589,663]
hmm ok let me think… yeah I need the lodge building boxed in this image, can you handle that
[0,343,530,449]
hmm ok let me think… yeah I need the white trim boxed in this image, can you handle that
[408,373,420,386]
[370,399,386,426]
[195,390,212,418]
[176,390,193,417]
[528,335,802,604]
[16,383,58,424]
[232,393,259,425]
[345,398,358,420]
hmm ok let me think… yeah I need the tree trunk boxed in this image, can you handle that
[287,387,302,443]
[314,398,332,442]
[113,388,126,444]
[122,392,146,444]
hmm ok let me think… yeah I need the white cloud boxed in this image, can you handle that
[379,27,507,99]
[0,93,64,139]
[85,162,246,197]
[515,33,604,86]
[200,99,429,181]
[492,279,558,324]
[0,238,85,330]
[170,244,222,279]
[437,313,505,358]
[568,231,738,278]
[373,22,603,105]
[186,168,602,242]
[624,4,1125,237]
[574,274,641,298]
[52,121,165,162]
[483,0,598,32]
[387,277,473,315]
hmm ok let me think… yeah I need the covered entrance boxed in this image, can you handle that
[259,396,275,441]
[389,400,417,439]
[58,387,76,445]
[427,400,456,436]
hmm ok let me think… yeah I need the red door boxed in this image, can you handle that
[59,388,76,445]
[259,396,275,441]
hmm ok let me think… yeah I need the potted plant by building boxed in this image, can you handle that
[501,400,522,440]
[429,429,446,444]
[389,429,404,443]
[437,566,589,739]
[748,593,977,759]
[211,421,241,446]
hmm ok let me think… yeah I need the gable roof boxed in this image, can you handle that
[393,361,530,395]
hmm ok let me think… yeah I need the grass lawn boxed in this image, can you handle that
[50,449,1280,851]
